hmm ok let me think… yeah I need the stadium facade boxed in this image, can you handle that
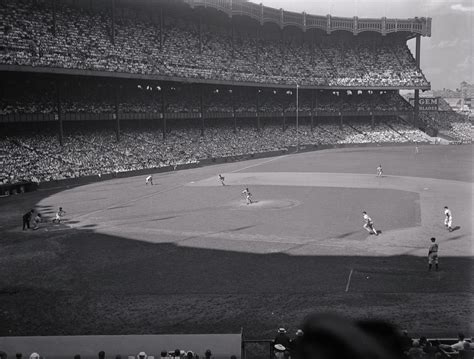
[1,0,451,190]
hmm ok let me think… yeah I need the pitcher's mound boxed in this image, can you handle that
[230,199,300,210]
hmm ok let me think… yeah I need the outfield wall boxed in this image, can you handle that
[0,142,433,197]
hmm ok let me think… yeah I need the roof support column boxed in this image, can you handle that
[231,89,236,133]
[55,80,63,146]
[114,83,120,142]
[256,88,260,131]
[160,8,164,49]
[52,0,57,36]
[162,88,166,140]
[110,0,116,45]
[414,35,421,128]
[231,18,235,59]
[255,26,259,62]
[200,84,204,137]
[199,15,203,54]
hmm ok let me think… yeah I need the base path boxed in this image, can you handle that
[187,172,472,257]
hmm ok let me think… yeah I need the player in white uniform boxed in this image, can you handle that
[218,174,225,186]
[376,164,383,177]
[145,175,153,185]
[428,237,439,271]
[362,211,378,235]
[444,206,453,231]
[52,207,66,224]
[242,188,253,205]
[32,213,42,230]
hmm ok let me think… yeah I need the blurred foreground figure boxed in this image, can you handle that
[294,313,404,359]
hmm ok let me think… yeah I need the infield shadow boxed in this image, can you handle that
[150,216,179,221]
[335,230,359,239]
[1,226,472,338]
[446,234,464,241]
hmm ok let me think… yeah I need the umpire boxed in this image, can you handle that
[428,237,439,271]
[22,209,34,230]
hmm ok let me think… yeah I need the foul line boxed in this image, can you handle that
[345,268,354,293]
[72,183,185,221]
[230,155,288,173]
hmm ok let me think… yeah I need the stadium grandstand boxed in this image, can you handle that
[0,0,452,187]
[0,1,473,358]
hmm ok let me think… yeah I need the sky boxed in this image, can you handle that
[253,0,473,90]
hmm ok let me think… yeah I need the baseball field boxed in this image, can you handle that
[0,144,472,339]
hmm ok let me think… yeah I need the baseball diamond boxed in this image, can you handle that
[0,145,472,339]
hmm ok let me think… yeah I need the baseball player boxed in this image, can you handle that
[218,174,225,186]
[444,206,453,231]
[362,211,378,235]
[52,207,66,224]
[428,237,439,271]
[376,164,383,177]
[145,175,153,185]
[242,188,253,205]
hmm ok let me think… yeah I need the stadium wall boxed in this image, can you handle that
[0,142,432,197]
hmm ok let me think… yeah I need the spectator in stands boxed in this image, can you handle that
[421,339,440,359]
[204,350,212,359]
[98,351,105,359]
[273,344,286,359]
[290,329,304,359]
[137,352,147,359]
[296,313,403,359]
[453,333,468,351]
[0,1,429,88]
[0,351,7,359]
[408,340,425,358]
[74,355,81,359]
[274,328,291,349]
[356,319,405,358]
[160,351,168,359]
[15,354,21,359]
[29,354,40,359]
[459,342,474,359]
[401,330,413,354]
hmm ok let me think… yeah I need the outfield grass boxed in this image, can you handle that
[0,144,472,338]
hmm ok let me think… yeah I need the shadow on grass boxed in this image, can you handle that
[0,225,472,338]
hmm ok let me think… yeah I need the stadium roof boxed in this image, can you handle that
[183,0,431,38]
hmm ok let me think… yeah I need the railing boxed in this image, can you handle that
[0,110,414,123]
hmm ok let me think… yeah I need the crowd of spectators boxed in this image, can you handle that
[441,122,473,143]
[3,348,220,359]
[0,118,433,185]
[0,0,429,87]
[268,319,474,359]
[3,330,473,359]
[416,98,472,143]
[0,77,415,116]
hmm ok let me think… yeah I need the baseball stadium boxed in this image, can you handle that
[0,0,472,358]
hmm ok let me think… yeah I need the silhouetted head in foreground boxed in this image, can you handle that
[294,313,404,359]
